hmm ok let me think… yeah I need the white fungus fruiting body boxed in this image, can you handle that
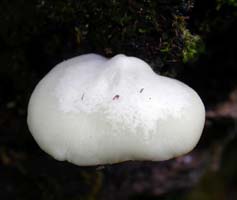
[27,54,205,166]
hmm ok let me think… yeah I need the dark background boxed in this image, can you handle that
[0,0,237,199]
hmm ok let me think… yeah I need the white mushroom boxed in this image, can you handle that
[27,54,205,166]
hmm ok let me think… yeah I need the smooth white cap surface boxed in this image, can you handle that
[27,54,205,166]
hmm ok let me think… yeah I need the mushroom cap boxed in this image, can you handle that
[27,54,205,166]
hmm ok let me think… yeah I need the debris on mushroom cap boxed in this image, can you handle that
[27,54,205,166]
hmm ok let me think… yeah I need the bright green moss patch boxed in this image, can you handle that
[182,28,205,63]
[172,16,205,63]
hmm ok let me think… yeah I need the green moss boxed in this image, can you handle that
[216,0,237,10]
[160,42,172,53]
[182,28,205,63]
[172,16,205,63]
